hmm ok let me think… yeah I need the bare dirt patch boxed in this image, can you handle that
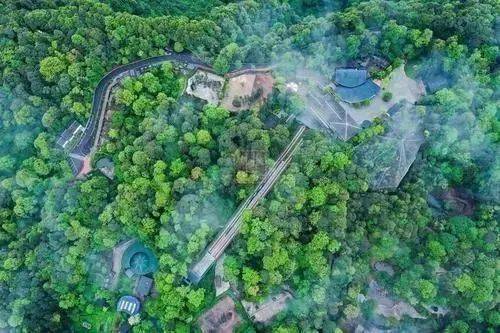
[255,73,274,100]
[439,188,475,216]
[77,156,92,178]
[199,296,240,333]
[221,72,274,112]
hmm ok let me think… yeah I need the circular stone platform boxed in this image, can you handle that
[121,242,158,276]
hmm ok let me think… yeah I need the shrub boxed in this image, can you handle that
[382,91,393,102]
[173,41,184,53]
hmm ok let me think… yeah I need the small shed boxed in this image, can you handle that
[117,296,141,316]
[134,275,153,299]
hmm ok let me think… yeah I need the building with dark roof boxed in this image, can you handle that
[332,68,380,103]
[134,275,153,299]
[335,68,368,88]
[424,75,450,94]
[117,296,141,316]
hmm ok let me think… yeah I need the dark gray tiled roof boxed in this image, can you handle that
[334,68,368,88]
[335,80,380,103]
[68,156,83,176]
[134,276,153,298]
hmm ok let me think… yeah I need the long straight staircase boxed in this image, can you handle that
[187,125,306,284]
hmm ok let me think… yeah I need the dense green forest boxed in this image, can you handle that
[101,0,230,18]
[0,0,498,332]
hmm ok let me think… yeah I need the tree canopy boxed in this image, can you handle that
[0,0,498,331]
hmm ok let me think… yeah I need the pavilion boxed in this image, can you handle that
[332,68,380,103]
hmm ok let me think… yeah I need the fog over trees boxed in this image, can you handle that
[0,0,498,332]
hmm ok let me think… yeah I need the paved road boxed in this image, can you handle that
[187,125,306,284]
[68,51,212,174]
[68,50,275,175]
[68,51,308,285]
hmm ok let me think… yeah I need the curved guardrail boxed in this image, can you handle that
[70,51,307,285]
[68,52,212,174]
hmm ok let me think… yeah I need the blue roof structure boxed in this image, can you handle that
[117,296,141,315]
[333,68,380,103]
[335,80,380,103]
[334,68,368,88]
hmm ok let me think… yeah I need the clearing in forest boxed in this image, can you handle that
[242,291,293,324]
[185,69,225,105]
[366,280,426,321]
[220,72,274,111]
[198,296,240,333]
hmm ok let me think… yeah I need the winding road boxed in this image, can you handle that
[68,51,212,175]
[67,51,281,175]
